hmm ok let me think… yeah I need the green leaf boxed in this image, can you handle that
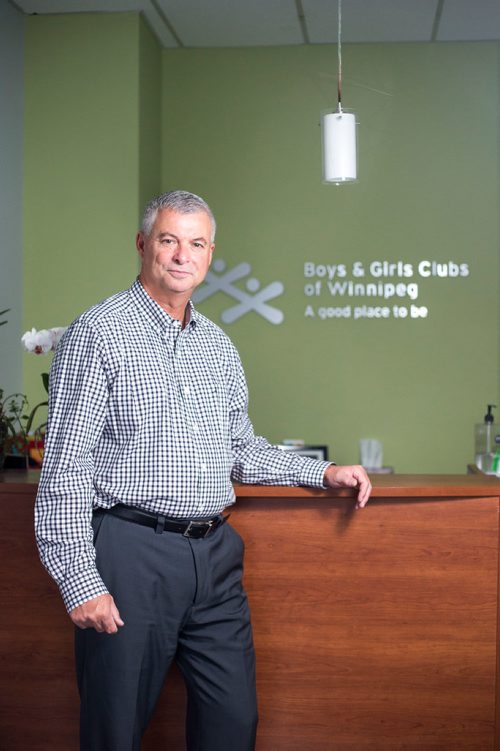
[24,401,48,434]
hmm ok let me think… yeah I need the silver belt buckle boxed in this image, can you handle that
[183,519,215,538]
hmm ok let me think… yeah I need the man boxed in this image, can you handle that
[35,190,371,751]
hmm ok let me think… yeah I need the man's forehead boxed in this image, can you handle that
[156,208,210,222]
[154,209,211,233]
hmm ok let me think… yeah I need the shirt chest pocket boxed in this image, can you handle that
[184,368,229,433]
[107,345,177,440]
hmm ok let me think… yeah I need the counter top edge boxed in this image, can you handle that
[1,471,500,499]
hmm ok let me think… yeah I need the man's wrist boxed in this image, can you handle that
[322,463,338,488]
[60,568,109,613]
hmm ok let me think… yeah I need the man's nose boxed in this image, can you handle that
[173,241,189,263]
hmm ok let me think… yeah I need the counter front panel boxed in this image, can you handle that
[1,473,499,750]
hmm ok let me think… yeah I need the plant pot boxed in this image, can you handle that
[0,420,8,471]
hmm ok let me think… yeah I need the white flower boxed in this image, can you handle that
[49,327,66,349]
[21,326,67,355]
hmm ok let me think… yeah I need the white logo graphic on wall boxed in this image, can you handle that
[194,259,285,325]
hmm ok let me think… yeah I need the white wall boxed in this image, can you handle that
[0,1,24,397]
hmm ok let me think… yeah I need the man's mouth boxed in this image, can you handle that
[168,269,191,278]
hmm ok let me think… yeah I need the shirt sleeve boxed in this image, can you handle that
[35,320,110,612]
[227,348,331,488]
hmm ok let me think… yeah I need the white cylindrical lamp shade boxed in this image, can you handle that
[322,111,357,184]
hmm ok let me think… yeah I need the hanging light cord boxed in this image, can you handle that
[337,0,343,112]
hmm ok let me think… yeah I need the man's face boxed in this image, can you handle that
[136,208,214,305]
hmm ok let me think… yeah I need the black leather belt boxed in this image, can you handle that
[95,503,229,539]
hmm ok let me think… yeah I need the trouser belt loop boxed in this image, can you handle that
[155,514,166,535]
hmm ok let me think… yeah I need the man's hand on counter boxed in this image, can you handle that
[323,464,372,508]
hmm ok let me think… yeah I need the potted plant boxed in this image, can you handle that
[0,392,9,470]
[0,308,11,469]
[0,387,48,469]
[0,325,66,471]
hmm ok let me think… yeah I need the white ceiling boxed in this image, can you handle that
[12,0,500,48]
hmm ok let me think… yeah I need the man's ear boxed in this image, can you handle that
[208,243,215,266]
[136,232,145,258]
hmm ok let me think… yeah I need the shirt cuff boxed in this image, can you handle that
[297,459,334,489]
[59,566,109,613]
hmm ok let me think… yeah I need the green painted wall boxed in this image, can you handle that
[22,15,499,472]
[161,44,499,472]
[0,1,24,398]
[23,13,161,408]
[138,18,162,218]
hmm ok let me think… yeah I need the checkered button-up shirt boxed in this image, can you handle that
[35,279,330,612]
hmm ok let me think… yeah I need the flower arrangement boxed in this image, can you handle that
[22,326,67,355]
[21,326,67,393]
[0,326,67,469]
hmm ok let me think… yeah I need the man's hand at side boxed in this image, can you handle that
[323,464,372,509]
[70,593,124,634]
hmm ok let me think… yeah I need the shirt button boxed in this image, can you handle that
[192,423,199,432]
[200,463,207,472]
[183,385,190,395]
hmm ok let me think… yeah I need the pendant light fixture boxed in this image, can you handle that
[322,0,357,184]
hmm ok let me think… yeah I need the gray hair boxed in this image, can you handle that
[140,190,217,242]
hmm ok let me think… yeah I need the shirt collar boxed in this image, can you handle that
[129,278,201,334]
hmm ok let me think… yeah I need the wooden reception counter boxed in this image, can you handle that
[2,472,500,750]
